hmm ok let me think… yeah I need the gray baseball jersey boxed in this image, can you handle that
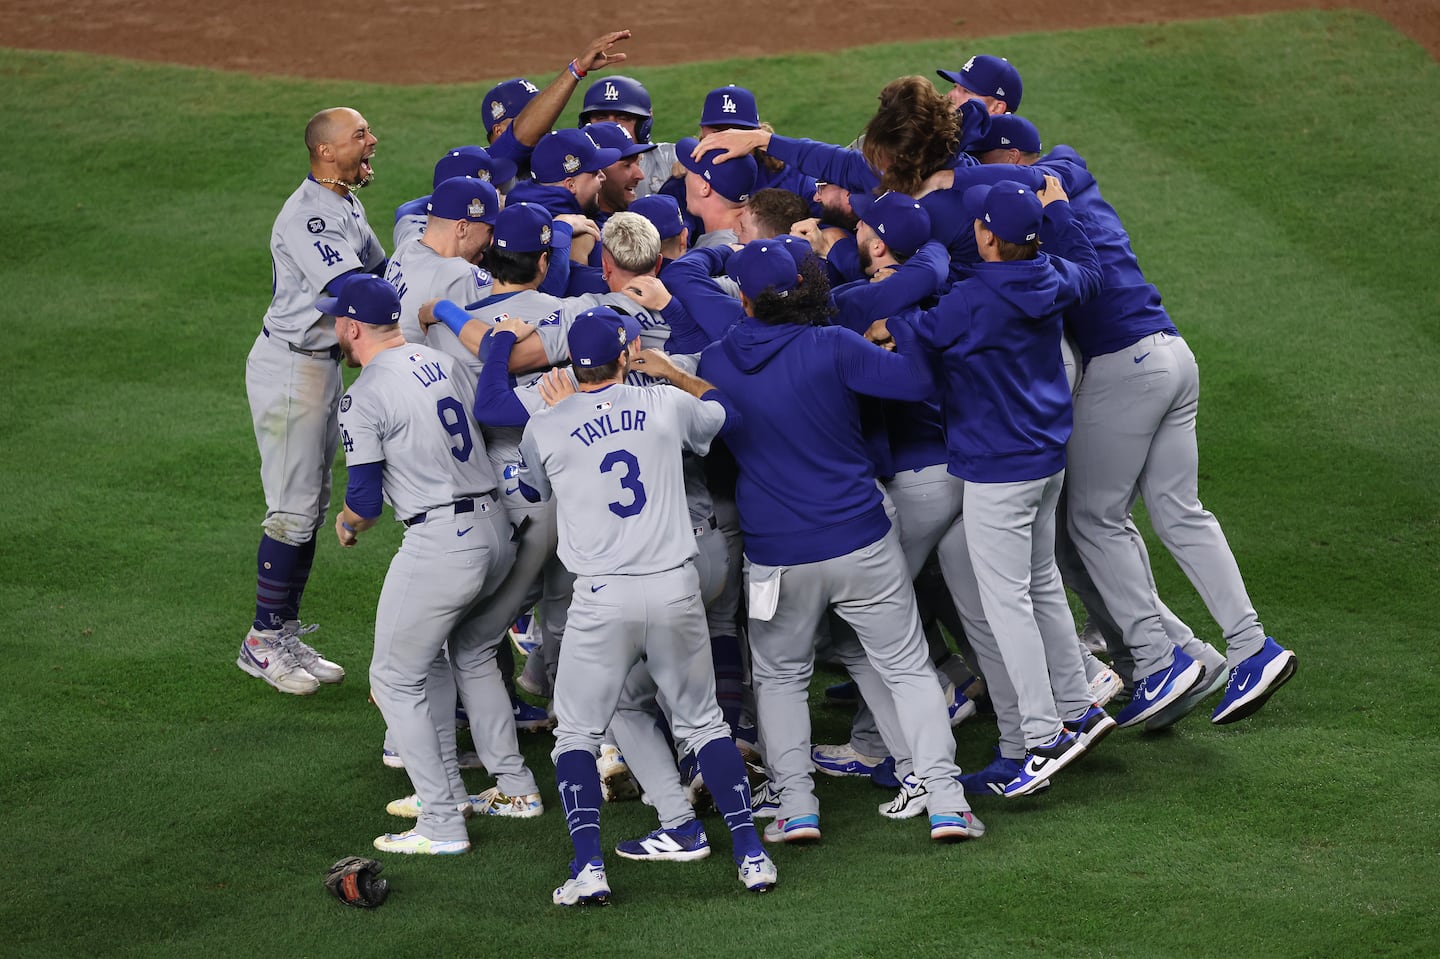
[264,177,385,351]
[393,211,425,252]
[638,143,679,198]
[385,237,493,369]
[535,294,672,381]
[518,383,723,575]
[338,345,497,517]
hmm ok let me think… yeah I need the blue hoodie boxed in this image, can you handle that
[699,317,934,566]
[1036,145,1178,360]
[899,201,1102,484]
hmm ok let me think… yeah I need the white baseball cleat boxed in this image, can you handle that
[553,858,610,906]
[738,851,778,892]
[597,744,640,802]
[467,786,543,818]
[237,628,319,695]
[1088,666,1124,708]
[372,829,470,855]
[275,621,344,683]
[878,773,929,820]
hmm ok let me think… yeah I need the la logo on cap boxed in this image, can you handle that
[722,94,737,113]
[963,55,976,71]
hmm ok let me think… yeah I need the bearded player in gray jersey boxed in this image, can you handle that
[329,274,544,854]
[239,107,385,695]
[515,307,775,904]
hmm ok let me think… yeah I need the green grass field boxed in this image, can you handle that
[2,10,1438,958]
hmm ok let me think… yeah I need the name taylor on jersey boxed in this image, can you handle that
[569,400,647,448]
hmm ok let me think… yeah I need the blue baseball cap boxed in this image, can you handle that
[727,239,800,300]
[700,85,760,129]
[482,78,540,136]
[629,194,685,240]
[962,180,1042,244]
[937,55,1023,112]
[620,312,643,344]
[532,129,622,183]
[970,114,1042,155]
[676,137,758,204]
[492,202,554,252]
[771,233,820,273]
[849,191,932,258]
[568,307,630,367]
[314,274,401,325]
[583,121,657,159]
[432,145,517,189]
[427,176,500,224]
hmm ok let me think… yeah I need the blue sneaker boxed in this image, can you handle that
[1211,637,1297,725]
[1146,656,1229,731]
[958,749,1028,797]
[750,780,781,819]
[1065,703,1118,751]
[869,756,900,789]
[1114,646,1204,728]
[615,821,711,862]
[929,810,986,842]
[811,743,888,777]
[824,680,858,704]
[762,814,821,844]
[512,695,555,733]
[1003,730,1086,798]
[946,684,978,726]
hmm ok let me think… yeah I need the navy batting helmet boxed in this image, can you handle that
[579,76,653,143]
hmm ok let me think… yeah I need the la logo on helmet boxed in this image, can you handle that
[604,83,619,101]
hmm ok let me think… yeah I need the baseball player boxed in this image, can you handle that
[937,54,1023,115]
[238,106,384,695]
[1021,124,1298,725]
[876,178,1112,799]
[674,139,758,248]
[387,175,497,358]
[697,240,983,844]
[325,274,542,854]
[577,75,678,199]
[515,306,775,903]
[392,147,515,250]
[582,121,656,221]
[482,78,541,146]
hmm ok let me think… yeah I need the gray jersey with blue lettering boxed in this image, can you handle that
[537,294,671,378]
[385,238,492,369]
[518,383,725,575]
[338,344,496,520]
[264,178,385,350]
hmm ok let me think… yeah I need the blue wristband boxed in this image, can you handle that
[434,300,471,337]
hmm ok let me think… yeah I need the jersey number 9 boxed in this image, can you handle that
[436,397,474,463]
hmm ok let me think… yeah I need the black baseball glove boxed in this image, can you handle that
[323,856,389,908]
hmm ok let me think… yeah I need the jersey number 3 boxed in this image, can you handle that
[599,449,647,518]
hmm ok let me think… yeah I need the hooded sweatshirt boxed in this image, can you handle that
[698,317,934,566]
[898,201,1101,484]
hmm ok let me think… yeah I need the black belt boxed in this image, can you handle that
[263,326,341,361]
[693,514,719,537]
[403,494,494,528]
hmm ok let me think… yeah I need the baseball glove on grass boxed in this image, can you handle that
[323,856,389,908]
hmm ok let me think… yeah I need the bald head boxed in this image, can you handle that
[306,107,360,160]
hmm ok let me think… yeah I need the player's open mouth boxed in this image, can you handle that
[361,155,374,177]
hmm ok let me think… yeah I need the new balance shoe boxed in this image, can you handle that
[1065,703,1118,751]
[615,821,711,862]
[553,858,610,906]
[929,811,986,842]
[877,773,928,820]
[869,756,901,790]
[1088,666,1125,708]
[237,628,319,695]
[373,829,470,855]
[512,695,556,733]
[945,683,978,726]
[750,780,781,819]
[1211,637,1297,725]
[274,621,344,684]
[811,743,888,778]
[1003,729,1086,798]
[762,814,821,844]
[738,851,778,892]
[1114,646,1204,728]
[385,793,474,819]
[597,744,640,802]
[824,680,859,704]
[509,612,540,658]
[468,786,543,818]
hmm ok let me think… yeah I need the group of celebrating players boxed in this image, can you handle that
[236,28,1298,906]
